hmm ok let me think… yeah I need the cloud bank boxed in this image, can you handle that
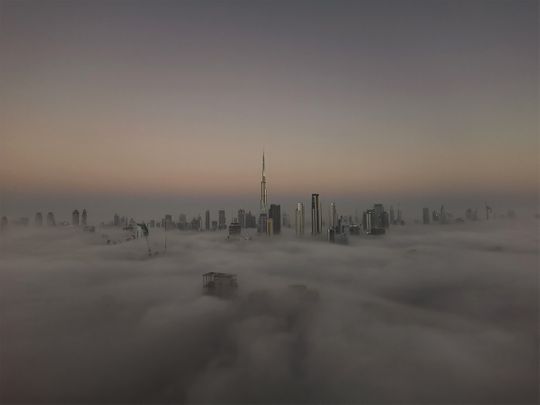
[0,220,538,403]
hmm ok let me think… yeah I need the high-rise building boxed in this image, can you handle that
[81,209,87,226]
[389,206,395,225]
[258,213,268,234]
[362,203,388,235]
[238,209,246,228]
[311,194,321,235]
[34,212,43,227]
[218,210,226,230]
[205,210,210,231]
[268,204,281,235]
[329,202,337,230]
[440,205,447,224]
[295,203,305,236]
[245,211,257,228]
[260,151,268,214]
[72,210,80,226]
[423,208,430,224]
[266,218,274,236]
[113,213,120,226]
[46,212,56,226]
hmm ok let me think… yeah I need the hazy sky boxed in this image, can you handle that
[0,0,538,219]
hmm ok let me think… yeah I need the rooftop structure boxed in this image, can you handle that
[203,272,238,296]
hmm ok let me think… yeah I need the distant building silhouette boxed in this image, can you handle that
[295,203,305,236]
[46,212,56,226]
[311,194,321,235]
[329,202,337,230]
[362,203,388,235]
[266,217,274,236]
[260,152,268,213]
[218,210,226,230]
[72,210,80,226]
[268,204,281,235]
[205,210,210,231]
[113,213,120,226]
[81,209,87,226]
[1,216,8,231]
[258,212,268,234]
[34,212,43,227]
[238,209,246,228]
[245,211,257,228]
[389,206,395,225]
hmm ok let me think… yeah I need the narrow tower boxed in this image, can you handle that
[260,151,267,213]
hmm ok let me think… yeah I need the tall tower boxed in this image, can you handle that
[295,202,305,236]
[260,151,267,213]
[311,194,321,235]
[205,210,210,231]
[72,210,80,226]
[81,209,87,226]
[329,202,337,230]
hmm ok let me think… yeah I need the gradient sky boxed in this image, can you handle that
[0,0,538,220]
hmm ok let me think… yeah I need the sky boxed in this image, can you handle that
[0,220,537,403]
[0,0,538,220]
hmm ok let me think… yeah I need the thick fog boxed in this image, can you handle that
[0,220,538,404]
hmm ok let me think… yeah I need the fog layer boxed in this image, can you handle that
[0,221,538,403]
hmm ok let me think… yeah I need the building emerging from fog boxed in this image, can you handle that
[311,194,321,235]
[218,210,226,230]
[295,202,305,236]
[72,210,80,226]
[258,151,269,234]
[268,204,281,235]
[46,212,56,226]
[205,210,210,231]
[34,212,43,227]
[81,209,87,226]
[203,272,238,297]
[238,209,246,228]
[362,203,389,235]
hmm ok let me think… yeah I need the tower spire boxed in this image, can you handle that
[260,150,267,213]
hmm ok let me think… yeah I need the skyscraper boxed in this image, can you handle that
[258,151,269,234]
[268,204,281,235]
[266,217,274,236]
[260,151,267,214]
[72,210,80,226]
[329,202,337,230]
[81,209,87,226]
[295,203,305,236]
[389,206,395,225]
[205,210,210,231]
[245,211,256,228]
[113,213,120,226]
[311,194,321,235]
[363,204,388,235]
[218,210,226,230]
[238,209,246,228]
[34,212,43,227]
